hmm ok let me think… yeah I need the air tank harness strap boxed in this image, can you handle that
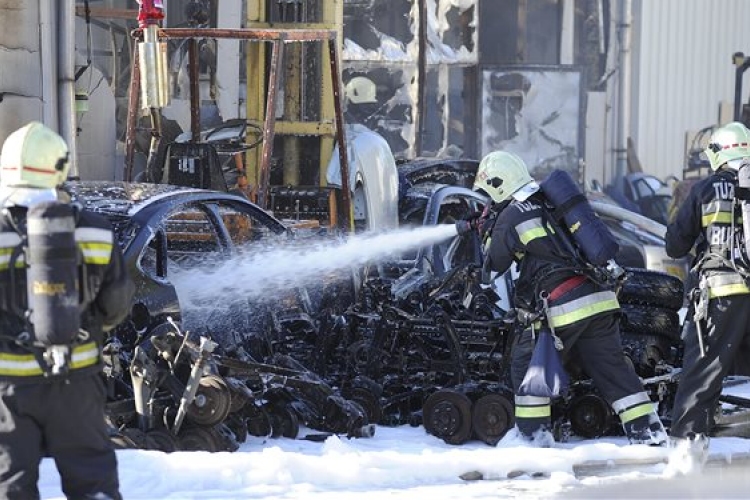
[548,275,588,301]
[690,275,709,359]
[539,291,564,351]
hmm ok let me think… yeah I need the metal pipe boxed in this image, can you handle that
[188,39,201,141]
[415,0,427,157]
[734,52,750,122]
[560,0,575,64]
[615,0,632,179]
[144,109,162,183]
[329,37,352,232]
[134,27,336,42]
[124,43,141,182]
[40,0,59,130]
[58,0,78,178]
[257,40,285,209]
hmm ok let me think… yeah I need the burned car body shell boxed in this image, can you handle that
[65,181,290,343]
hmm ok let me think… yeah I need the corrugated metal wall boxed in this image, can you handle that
[633,0,750,180]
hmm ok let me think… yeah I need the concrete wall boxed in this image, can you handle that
[0,1,45,142]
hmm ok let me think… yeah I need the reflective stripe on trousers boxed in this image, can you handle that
[514,394,551,419]
[610,391,655,424]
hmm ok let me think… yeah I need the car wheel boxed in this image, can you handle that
[568,393,614,439]
[186,375,233,427]
[619,304,681,340]
[422,389,473,445]
[619,268,685,311]
[471,392,514,445]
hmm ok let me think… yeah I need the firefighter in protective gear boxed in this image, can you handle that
[475,151,667,446]
[666,121,750,442]
[0,122,134,500]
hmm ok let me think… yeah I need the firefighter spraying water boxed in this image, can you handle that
[456,151,667,447]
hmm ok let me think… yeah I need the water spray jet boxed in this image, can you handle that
[171,224,461,311]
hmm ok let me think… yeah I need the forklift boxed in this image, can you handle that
[124,0,382,234]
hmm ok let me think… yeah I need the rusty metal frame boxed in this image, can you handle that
[124,27,352,231]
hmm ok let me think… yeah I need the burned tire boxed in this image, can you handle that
[349,387,383,425]
[471,393,514,446]
[568,393,614,439]
[110,427,143,450]
[269,404,300,439]
[144,428,179,453]
[343,376,383,425]
[178,425,225,452]
[245,404,273,437]
[186,375,232,427]
[619,304,681,340]
[227,381,250,414]
[423,389,473,445]
[619,268,685,311]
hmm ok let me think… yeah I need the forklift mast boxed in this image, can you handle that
[245,1,347,230]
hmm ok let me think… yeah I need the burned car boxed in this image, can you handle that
[65,181,372,451]
[66,182,291,339]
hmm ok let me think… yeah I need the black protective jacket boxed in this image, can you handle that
[666,169,740,272]
[487,193,583,308]
[0,204,134,382]
[486,192,620,324]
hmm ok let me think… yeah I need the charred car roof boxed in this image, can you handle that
[64,181,288,250]
[64,181,205,217]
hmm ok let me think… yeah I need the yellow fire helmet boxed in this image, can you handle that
[473,151,538,203]
[0,121,70,190]
[705,121,750,171]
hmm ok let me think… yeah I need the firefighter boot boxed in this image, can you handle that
[508,423,555,448]
[623,412,668,446]
[666,433,710,475]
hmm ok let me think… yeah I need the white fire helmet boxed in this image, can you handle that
[473,151,539,204]
[0,122,69,207]
[705,121,750,171]
[345,76,377,104]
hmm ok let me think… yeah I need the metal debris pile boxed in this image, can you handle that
[101,259,693,452]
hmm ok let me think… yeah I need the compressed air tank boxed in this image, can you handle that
[540,169,618,266]
[26,202,80,346]
[737,162,750,262]
[139,24,171,109]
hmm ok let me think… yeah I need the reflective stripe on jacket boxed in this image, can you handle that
[0,342,99,377]
[546,290,620,329]
[666,170,743,272]
[514,394,551,419]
